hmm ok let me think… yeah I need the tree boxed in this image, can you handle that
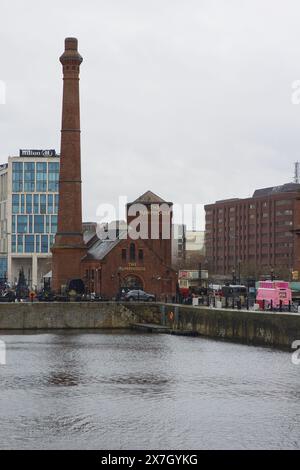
[16,267,29,300]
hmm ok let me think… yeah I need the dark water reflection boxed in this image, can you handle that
[0,330,299,449]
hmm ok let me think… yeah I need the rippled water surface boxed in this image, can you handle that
[0,330,299,449]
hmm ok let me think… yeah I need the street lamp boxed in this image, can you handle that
[232,268,236,285]
[198,262,202,289]
[95,266,102,296]
[238,259,241,285]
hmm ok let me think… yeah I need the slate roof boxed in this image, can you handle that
[130,190,170,205]
[85,229,127,261]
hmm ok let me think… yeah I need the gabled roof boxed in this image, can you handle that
[130,190,170,205]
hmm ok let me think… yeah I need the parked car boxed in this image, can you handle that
[0,291,16,303]
[124,290,155,302]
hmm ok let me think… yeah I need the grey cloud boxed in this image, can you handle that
[1,0,300,228]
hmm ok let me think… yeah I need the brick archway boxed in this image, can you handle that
[122,274,144,290]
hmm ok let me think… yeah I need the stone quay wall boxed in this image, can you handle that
[0,302,299,349]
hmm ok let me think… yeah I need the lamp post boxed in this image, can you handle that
[238,259,241,285]
[198,262,202,289]
[270,268,275,282]
[117,271,121,290]
[95,266,102,296]
[232,268,236,285]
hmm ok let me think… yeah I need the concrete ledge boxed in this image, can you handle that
[0,302,299,349]
[162,304,300,349]
[0,302,161,330]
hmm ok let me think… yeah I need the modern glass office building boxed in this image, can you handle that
[0,151,60,289]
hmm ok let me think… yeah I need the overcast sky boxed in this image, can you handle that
[1,0,300,228]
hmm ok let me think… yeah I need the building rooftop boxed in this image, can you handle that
[207,182,300,206]
[130,190,170,205]
[252,183,300,198]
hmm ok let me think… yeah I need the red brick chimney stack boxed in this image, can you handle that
[51,38,86,292]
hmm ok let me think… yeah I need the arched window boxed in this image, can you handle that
[130,243,136,261]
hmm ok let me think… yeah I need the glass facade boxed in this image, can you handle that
[0,256,7,280]
[11,160,59,254]
[12,161,59,194]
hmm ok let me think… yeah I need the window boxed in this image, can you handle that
[12,235,16,253]
[17,215,28,234]
[51,215,57,234]
[26,194,32,214]
[276,220,293,227]
[48,194,53,214]
[25,235,34,253]
[46,216,50,233]
[34,215,44,233]
[17,235,23,253]
[35,235,40,253]
[40,194,46,214]
[12,194,19,214]
[283,231,293,237]
[24,162,35,192]
[20,194,25,214]
[29,215,33,233]
[138,249,144,261]
[41,235,48,253]
[249,204,255,209]
[34,194,39,214]
[276,210,292,216]
[276,200,292,206]
[36,162,47,192]
[48,162,59,192]
[130,243,136,261]
[0,257,7,279]
[12,215,16,234]
[49,235,55,247]
[54,195,59,213]
[122,249,127,261]
[12,162,23,192]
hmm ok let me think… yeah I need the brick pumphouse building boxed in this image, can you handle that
[52,38,177,299]
[83,191,177,300]
[205,183,300,279]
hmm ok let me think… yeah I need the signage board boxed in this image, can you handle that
[19,149,57,157]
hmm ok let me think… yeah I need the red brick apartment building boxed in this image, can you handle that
[205,183,300,278]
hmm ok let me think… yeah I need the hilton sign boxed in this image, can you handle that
[19,149,57,157]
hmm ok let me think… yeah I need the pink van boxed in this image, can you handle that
[256,281,292,309]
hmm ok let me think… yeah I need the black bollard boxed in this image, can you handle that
[289,300,291,312]
[279,300,282,312]
[270,299,273,311]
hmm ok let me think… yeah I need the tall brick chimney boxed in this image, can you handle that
[51,38,86,292]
